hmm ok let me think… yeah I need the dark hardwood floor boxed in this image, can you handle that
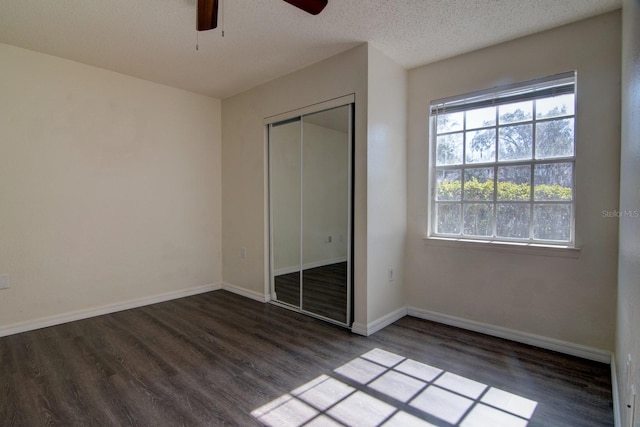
[274,262,348,323]
[0,290,613,426]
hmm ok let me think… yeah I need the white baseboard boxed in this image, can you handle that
[611,355,621,427]
[0,283,222,338]
[274,257,348,276]
[222,282,270,303]
[351,306,408,336]
[407,306,612,363]
[351,322,368,335]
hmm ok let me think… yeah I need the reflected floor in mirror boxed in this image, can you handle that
[274,262,348,324]
[0,290,612,426]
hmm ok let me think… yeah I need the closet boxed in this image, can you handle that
[268,100,353,326]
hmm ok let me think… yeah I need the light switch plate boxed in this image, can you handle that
[0,275,9,290]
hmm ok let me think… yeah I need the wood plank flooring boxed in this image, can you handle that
[274,262,348,323]
[0,290,613,426]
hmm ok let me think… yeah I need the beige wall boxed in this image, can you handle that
[0,43,222,329]
[364,45,408,325]
[406,12,621,351]
[616,0,640,424]
[222,45,369,323]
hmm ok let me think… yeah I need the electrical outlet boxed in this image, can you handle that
[0,275,9,290]
[241,247,247,259]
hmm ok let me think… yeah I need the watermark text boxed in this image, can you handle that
[602,210,640,218]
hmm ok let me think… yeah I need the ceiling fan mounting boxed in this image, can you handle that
[197,0,328,32]
[282,0,328,15]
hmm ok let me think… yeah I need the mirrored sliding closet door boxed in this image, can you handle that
[269,102,352,326]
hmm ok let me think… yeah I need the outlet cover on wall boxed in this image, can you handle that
[0,275,9,290]
[388,268,395,282]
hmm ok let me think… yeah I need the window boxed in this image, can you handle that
[429,72,576,245]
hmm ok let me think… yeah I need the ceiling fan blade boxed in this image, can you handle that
[197,0,218,31]
[283,0,328,15]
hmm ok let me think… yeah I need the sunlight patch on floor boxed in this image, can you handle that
[251,348,538,426]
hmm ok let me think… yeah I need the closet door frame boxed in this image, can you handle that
[266,94,354,327]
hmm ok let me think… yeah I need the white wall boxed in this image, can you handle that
[364,45,408,325]
[0,43,222,330]
[406,12,621,351]
[616,0,640,424]
[222,44,370,322]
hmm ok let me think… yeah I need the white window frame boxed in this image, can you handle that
[428,71,577,247]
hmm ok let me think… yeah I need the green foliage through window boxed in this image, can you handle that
[438,178,571,201]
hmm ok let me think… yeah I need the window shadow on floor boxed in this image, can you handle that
[252,347,538,426]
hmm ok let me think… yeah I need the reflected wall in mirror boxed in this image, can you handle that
[269,104,352,325]
[270,118,302,308]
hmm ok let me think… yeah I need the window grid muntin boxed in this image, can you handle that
[435,114,574,139]
[431,81,575,245]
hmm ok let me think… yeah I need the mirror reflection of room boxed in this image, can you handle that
[270,104,351,325]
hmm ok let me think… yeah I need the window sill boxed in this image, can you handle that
[422,236,581,258]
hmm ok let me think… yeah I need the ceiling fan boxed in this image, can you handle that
[197,0,328,31]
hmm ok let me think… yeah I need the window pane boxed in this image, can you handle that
[497,165,531,201]
[496,204,530,239]
[534,204,571,241]
[536,94,575,119]
[436,133,463,165]
[499,101,532,124]
[436,170,461,201]
[498,124,533,161]
[466,129,496,164]
[430,76,575,246]
[534,163,573,201]
[463,203,494,237]
[464,168,494,201]
[466,106,496,130]
[535,118,574,159]
[436,203,461,234]
[436,112,464,133]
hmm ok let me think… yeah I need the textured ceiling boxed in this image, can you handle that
[0,0,621,99]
